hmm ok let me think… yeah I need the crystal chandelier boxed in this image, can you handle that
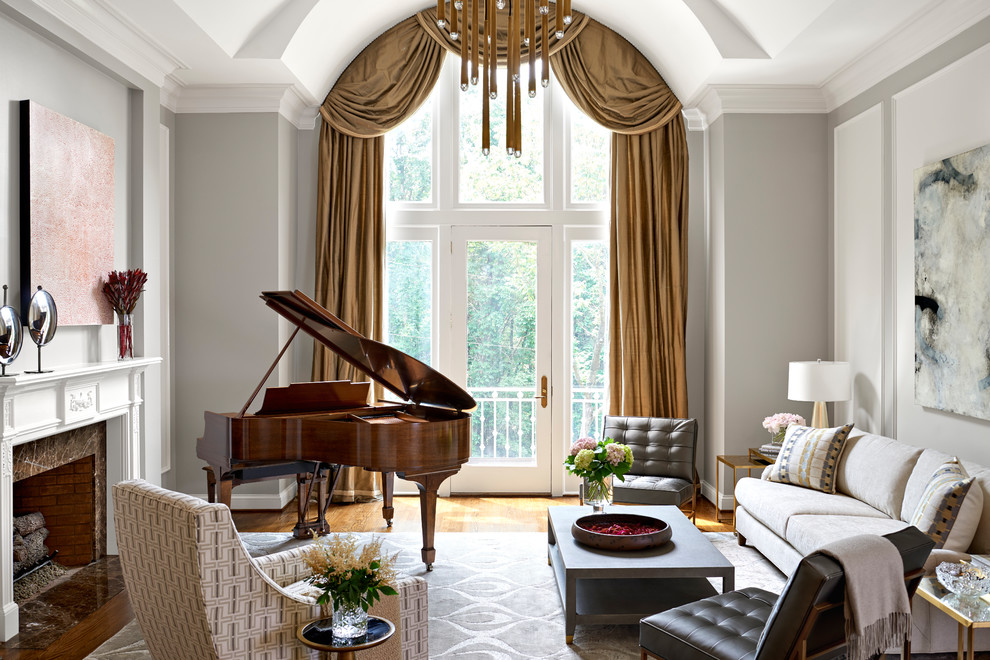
[436,0,573,157]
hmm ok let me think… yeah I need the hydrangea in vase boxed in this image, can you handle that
[302,533,398,639]
[565,437,634,513]
[762,412,806,445]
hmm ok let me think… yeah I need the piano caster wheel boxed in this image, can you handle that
[426,563,433,572]
[386,519,393,527]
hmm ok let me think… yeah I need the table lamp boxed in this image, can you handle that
[787,360,851,428]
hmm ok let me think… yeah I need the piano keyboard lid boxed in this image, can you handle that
[261,290,477,413]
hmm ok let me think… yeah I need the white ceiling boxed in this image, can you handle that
[16,0,990,124]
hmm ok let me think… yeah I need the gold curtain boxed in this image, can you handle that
[551,19,689,418]
[315,16,446,501]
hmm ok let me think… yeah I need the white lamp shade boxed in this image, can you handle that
[788,361,851,402]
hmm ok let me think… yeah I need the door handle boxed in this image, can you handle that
[535,375,548,408]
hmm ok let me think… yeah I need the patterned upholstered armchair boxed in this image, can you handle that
[603,416,699,522]
[112,479,428,660]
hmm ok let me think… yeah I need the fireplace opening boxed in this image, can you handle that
[14,454,98,569]
[10,424,107,592]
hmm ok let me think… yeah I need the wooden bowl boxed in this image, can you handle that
[571,513,671,551]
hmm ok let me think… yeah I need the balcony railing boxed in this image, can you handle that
[465,385,607,460]
[572,386,607,440]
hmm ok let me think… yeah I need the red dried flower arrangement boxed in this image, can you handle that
[102,269,148,315]
[102,269,147,359]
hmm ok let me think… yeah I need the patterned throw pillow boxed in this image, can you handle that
[767,423,853,494]
[910,460,975,550]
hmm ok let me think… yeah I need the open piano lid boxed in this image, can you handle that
[262,290,476,412]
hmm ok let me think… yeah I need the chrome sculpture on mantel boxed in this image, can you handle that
[0,285,24,376]
[23,285,57,374]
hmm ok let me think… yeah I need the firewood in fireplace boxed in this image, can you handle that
[12,512,51,575]
[13,511,45,536]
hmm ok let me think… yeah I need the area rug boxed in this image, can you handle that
[85,531,785,659]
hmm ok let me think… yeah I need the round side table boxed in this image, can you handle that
[297,616,395,660]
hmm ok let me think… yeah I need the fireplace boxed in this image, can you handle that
[12,425,107,572]
[1,358,158,642]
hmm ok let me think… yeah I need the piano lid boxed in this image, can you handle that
[261,290,477,412]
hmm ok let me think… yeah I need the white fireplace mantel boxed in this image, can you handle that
[0,357,159,641]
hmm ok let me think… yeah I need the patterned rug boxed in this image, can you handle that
[85,531,786,659]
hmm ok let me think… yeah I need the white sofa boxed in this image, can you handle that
[734,427,990,654]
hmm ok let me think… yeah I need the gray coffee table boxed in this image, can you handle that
[548,505,735,642]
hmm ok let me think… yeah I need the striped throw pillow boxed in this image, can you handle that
[910,460,974,550]
[767,423,853,493]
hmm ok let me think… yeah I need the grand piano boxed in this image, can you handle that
[197,290,476,569]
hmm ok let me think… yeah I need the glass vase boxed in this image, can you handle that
[332,598,368,639]
[116,311,133,360]
[584,475,613,514]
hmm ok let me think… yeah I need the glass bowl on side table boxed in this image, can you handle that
[917,564,990,660]
[297,615,394,660]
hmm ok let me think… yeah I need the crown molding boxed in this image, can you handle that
[160,74,180,113]
[822,2,990,111]
[691,87,723,126]
[172,84,319,130]
[682,108,708,132]
[280,86,319,130]
[686,85,829,126]
[29,0,184,86]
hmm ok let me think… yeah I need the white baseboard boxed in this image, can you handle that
[194,482,298,510]
[701,479,736,512]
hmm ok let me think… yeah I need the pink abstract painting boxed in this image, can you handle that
[21,100,115,326]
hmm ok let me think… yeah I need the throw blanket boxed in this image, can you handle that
[818,534,912,660]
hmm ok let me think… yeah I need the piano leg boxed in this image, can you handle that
[215,470,233,508]
[292,464,333,539]
[204,467,216,503]
[381,471,395,527]
[401,470,459,571]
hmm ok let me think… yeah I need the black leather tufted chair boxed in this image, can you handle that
[603,416,699,522]
[639,526,934,660]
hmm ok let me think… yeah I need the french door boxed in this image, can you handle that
[385,224,609,496]
[448,226,553,493]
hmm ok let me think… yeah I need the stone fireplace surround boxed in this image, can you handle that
[0,358,157,642]
[13,425,107,569]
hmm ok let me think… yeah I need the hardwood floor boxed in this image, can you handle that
[233,493,732,535]
[0,495,731,658]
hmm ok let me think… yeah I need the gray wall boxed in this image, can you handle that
[173,113,293,501]
[830,16,990,464]
[705,113,829,502]
[160,106,177,489]
[685,127,709,487]
[0,4,164,480]
[0,9,130,365]
[293,121,320,380]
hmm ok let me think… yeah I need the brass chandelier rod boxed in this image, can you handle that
[436,0,573,158]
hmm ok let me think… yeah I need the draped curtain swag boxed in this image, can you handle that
[550,18,689,419]
[314,16,445,501]
[314,15,689,506]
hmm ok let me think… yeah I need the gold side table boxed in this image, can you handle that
[916,575,990,660]
[715,454,771,531]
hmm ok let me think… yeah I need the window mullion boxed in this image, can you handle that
[437,56,457,211]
